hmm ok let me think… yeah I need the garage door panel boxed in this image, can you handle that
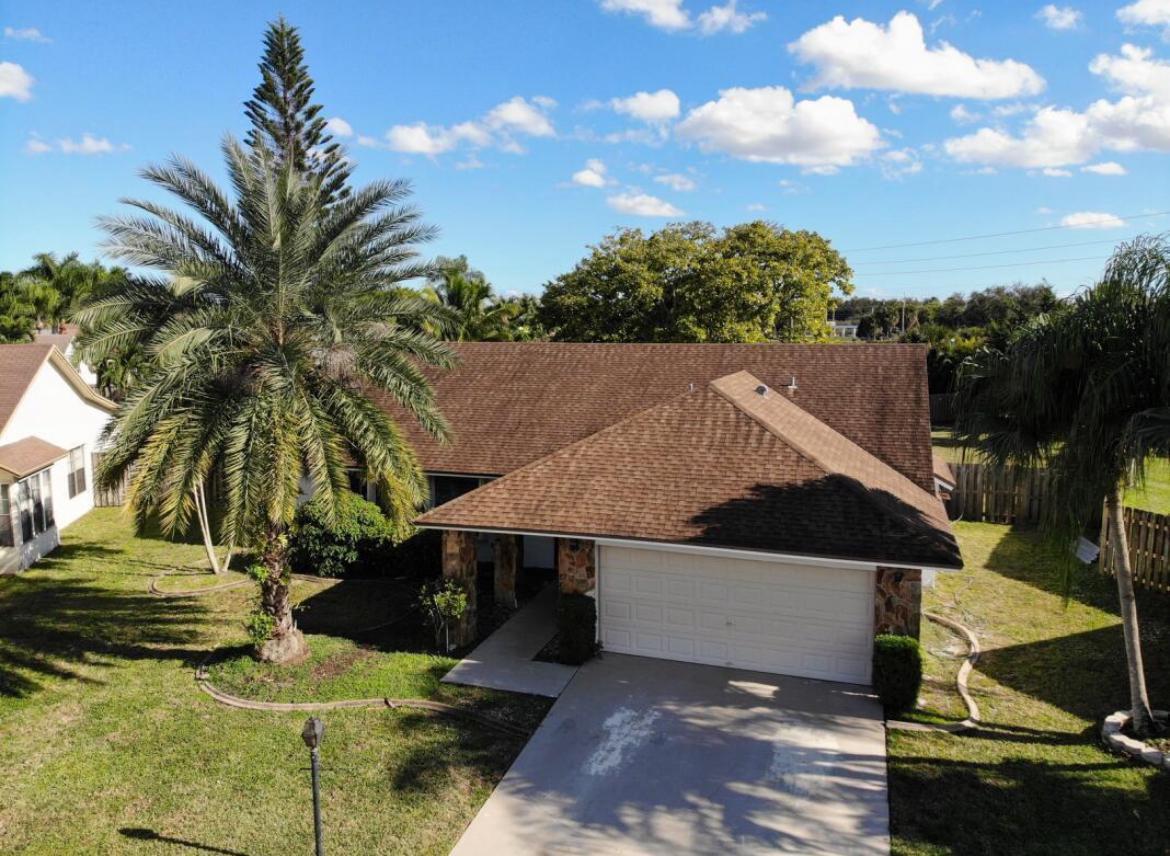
[599,546,875,685]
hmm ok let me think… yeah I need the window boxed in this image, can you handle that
[13,469,53,544]
[431,475,480,507]
[0,485,12,548]
[67,446,87,498]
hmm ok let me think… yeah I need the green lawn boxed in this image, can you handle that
[889,521,1170,855]
[0,509,548,854]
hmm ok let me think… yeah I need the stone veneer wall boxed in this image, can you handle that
[493,533,520,610]
[442,530,478,646]
[874,567,922,638]
[557,538,596,594]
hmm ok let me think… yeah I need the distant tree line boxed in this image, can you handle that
[834,284,1060,393]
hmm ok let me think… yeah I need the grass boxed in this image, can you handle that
[888,521,1170,856]
[0,509,548,854]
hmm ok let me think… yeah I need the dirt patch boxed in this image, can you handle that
[311,645,375,681]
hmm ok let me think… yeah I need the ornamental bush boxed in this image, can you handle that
[873,634,923,714]
[289,490,396,577]
[556,592,598,665]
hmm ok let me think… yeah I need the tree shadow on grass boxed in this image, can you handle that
[0,573,211,699]
[889,751,1170,856]
[387,709,526,796]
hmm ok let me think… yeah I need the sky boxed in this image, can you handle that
[1,0,1169,300]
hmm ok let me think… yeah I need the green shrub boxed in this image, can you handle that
[873,634,923,714]
[289,490,396,577]
[556,593,598,665]
[418,579,469,652]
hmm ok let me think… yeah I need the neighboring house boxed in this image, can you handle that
[386,342,960,687]
[36,324,99,387]
[0,343,116,573]
[830,320,859,339]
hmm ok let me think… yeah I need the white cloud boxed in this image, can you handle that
[0,61,33,101]
[1081,160,1128,174]
[746,202,767,211]
[610,89,680,122]
[945,44,1170,168]
[789,11,1045,99]
[485,96,556,137]
[1061,211,1125,228]
[1041,167,1072,176]
[675,85,883,169]
[324,117,353,137]
[4,26,49,42]
[1036,5,1082,30]
[27,133,130,155]
[386,96,554,158]
[880,147,923,178]
[950,104,981,124]
[572,158,611,187]
[697,1,766,34]
[653,172,696,190]
[1090,44,1170,99]
[607,191,684,216]
[1118,0,1170,27]
[600,0,691,31]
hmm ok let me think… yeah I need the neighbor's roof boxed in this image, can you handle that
[932,453,956,489]
[0,343,115,438]
[0,436,68,479]
[416,371,961,569]
[376,342,936,493]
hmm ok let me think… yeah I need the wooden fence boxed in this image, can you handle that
[946,462,1054,525]
[1100,507,1170,593]
[91,453,128,507]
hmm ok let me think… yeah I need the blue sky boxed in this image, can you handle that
[1,0,1169,300]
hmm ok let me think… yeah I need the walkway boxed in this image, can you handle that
[441,585,578,698]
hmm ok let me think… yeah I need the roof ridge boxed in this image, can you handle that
[708,371,946,524]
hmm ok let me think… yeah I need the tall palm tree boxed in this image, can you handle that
[954,234,1170,736]
[423,255,510,341]
[78,138,456,663]
[21,252,128,330]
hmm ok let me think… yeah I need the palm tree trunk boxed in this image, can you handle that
[256,522,308,664]
[192,482,222,575]
[1107,486,1155,736]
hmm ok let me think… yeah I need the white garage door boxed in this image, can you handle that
[599,545,875,684]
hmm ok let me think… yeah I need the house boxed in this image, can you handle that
[0,343,116,573]
[392,342,960,686]
[35,324,99,387]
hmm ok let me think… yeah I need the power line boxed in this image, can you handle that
[843,210,1170,253]
[860,254,1108,277]
[851,237,1122,267]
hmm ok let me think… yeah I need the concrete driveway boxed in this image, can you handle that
[452,653,888,855]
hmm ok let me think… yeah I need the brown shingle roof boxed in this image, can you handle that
[0,436,68,479]
[416,371,961,569]
[0,343,55,437]
[376,342,936,493]
[933,452,956,488]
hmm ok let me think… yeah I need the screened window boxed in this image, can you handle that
[14,469,53,543]
[67,446,87,498]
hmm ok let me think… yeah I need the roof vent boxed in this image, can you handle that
[786,375,798,393]
[755,384,768,396]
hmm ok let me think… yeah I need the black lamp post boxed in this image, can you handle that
[301,716,325,856]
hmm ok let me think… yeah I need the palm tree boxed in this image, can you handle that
[954,234,1170,736]
[78,138,455,663]
[20,252,128,330]
[423,255,511,341]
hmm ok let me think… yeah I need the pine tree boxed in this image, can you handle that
[244,17,351,204]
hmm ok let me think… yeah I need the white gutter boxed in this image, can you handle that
[414,522,962,574]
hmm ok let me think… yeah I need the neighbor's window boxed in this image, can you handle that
[0,485,13,547]
[67,446,87,497]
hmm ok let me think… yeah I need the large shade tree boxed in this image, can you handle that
[79,139,454,663]
[539,221,852,342]
[953,234,1170,736]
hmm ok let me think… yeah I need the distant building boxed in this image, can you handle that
[830,320,859,339]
